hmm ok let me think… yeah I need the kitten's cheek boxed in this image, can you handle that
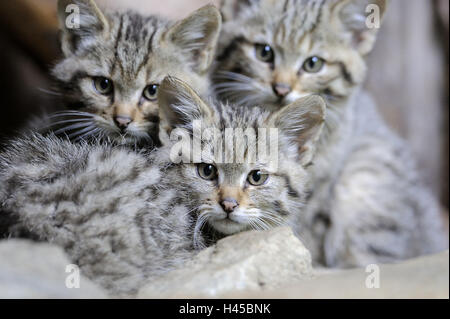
[141,103,159,120]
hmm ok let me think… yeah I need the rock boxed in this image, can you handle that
[2,234,447,299]
[0,239,106,298]
[219,250,450,299]
[138,227,313,298]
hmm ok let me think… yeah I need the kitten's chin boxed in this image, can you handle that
[208,218,249,235]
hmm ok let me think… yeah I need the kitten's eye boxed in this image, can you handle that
[93,77,114,95]
[302,56,325,73]
[255,44,274,63]
[247,170,269,186]
[197,163,218,180]
[143,84,159,101]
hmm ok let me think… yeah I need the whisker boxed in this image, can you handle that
[72,127,101,142]
[253,218,269,231]
[49,111,94,118]
[53,122,93,135]
[213,70,256,83]
[44,118,94,130]
[193,212,210,250]
[37,87,62,96]
[68,125,96,139]
[248,219,261,231]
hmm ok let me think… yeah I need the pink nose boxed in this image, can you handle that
[220,198,239,213]
[114,115,132,130]
[272,83,291,97]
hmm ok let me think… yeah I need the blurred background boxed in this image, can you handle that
[0,0,448,215]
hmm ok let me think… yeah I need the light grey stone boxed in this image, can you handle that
[0,239,106,298]
[138,227,313,298]
[2,232,447,299]
[219,250,450,299]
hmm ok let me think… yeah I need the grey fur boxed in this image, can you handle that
[45,0,221,146]
[0,77,325,295]
[0,134,197,296]
[214,0,448,266]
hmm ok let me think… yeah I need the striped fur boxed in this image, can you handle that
[0,134,196,296]
[213,0,448,267]
[45,0,221,147]
[0,77,325,295]
[158,77,325,240]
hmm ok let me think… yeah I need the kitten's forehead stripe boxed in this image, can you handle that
[272,0,325,48]
[112,15,125,75]
[113,13,166,79]
[138,24,158,76]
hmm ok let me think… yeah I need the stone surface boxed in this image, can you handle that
[1,231,448,299]
[213,250,450,299]
[0,239,106,298]
[138,227,313,298]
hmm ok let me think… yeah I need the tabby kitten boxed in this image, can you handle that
[45,0,221,146]
[157,78,325,240]
[0,77,325,295]
[213,0,447,267]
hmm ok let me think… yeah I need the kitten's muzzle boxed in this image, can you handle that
[272,83,292,98]
[220,198,239,213]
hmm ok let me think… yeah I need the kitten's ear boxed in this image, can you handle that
[158,77,214,136]
[331,0,388,56]
[269,95,326,166]
[57,0,109,56]
[164,5,222,74]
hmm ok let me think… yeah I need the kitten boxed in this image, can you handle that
[213,0,447,266]
[0,77,325,295]
[41,0,221,147]
[157,78,325,241]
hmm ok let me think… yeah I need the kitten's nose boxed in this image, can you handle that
[272,83,291,98]
[114,115,133,130]
[220,198,239,213]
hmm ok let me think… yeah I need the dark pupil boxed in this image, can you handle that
[100,79,110,90]
[203,165,213,176]
[308,57,318,68]
[252,171,261,182]
[261,46,271,58]
[147,85,157,96]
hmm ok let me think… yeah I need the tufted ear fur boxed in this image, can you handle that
[158,76,214,138]
[164,5,222,74]
[57,0,109,56]
[331,0,388,56]
[268,95,326,166]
